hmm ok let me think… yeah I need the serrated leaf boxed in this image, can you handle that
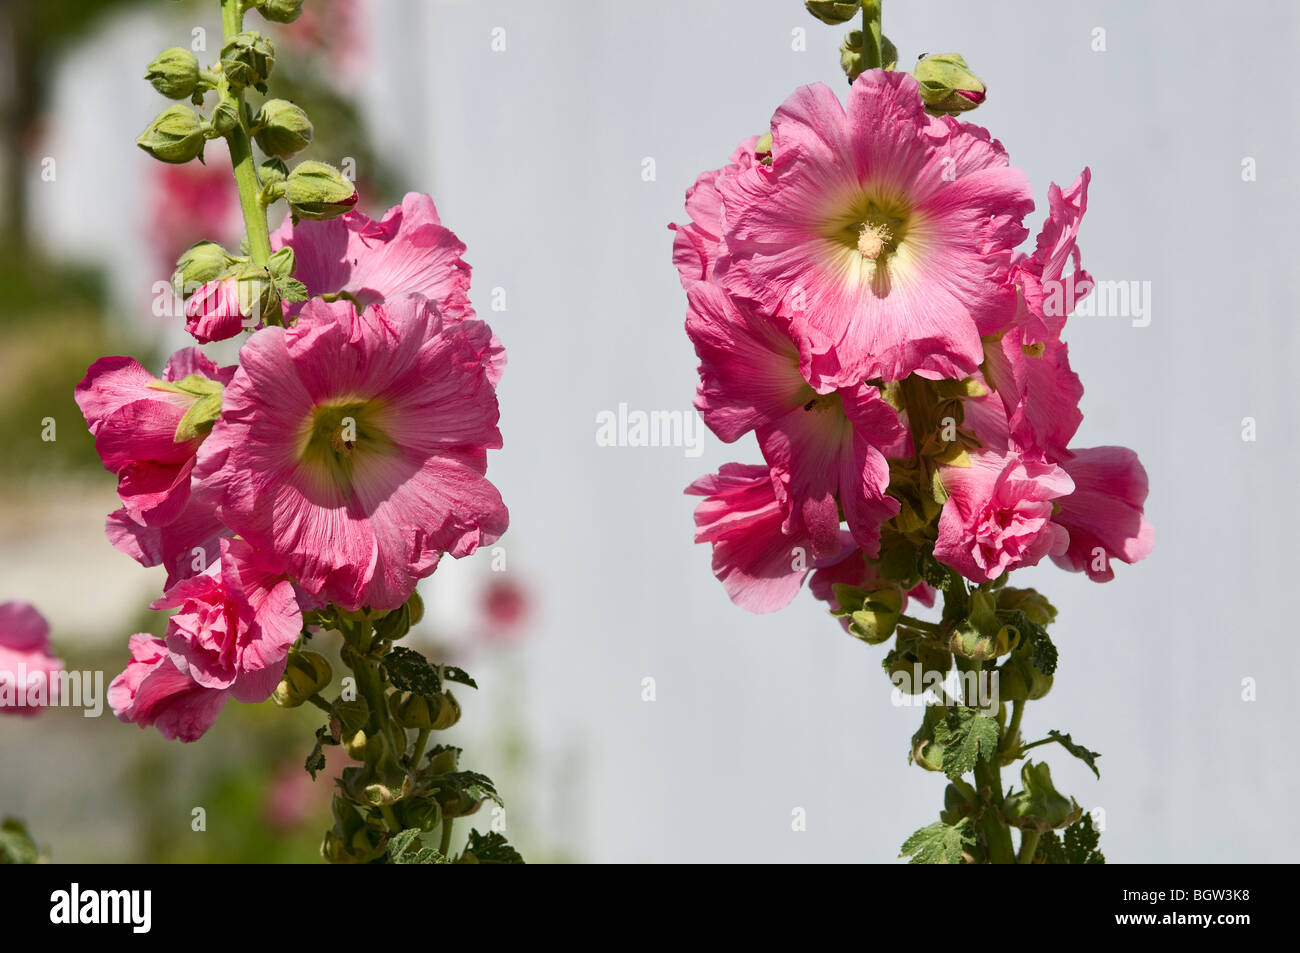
[1063,815,1105,864]
[305,723,334,780]
[274,275,309,303]
[436,771,503,808]
[1045,730,1101,779]
[462,830,524,864]
[1002,609,1057,675]
[441,666,478,690]
[387,828,449,865]
[934,709,999,780]
[383,646,442,696]
[899,818,972,864]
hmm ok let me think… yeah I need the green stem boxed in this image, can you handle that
[306,693,331,713]
[1000,699,1025,757]
[974,755,1015,864]
[898,614,940,634]
[218,0,272,267]
[439,817,454,856]
[409,727,430,768]
[861,0,883,70]
[1018,830,1041,864]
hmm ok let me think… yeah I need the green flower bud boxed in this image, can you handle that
[145,47,200,99]
[430,691,461,731]
[272,650,333,708]
[210,100,240,139]
[1003,761,1082,833]
[913,53,986,115]
[399,797,442,833]
[285,160,358,221]
[387,691,436,730]
[220,31,275,89]
[805,0,860,25]
[252,99,313,158]
[840,29,899,83]
[257,0,305,24]
[427,745,459,775]
[996,587,1057,626]
[997,651,1053,701]
[259,157,289,188]
[136,105,207,164]
[847,588,902,644]
[171,241,232,298]
[406,591,424,626]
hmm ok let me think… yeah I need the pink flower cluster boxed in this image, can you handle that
[675,71,1153,613]
[79,194,508,741]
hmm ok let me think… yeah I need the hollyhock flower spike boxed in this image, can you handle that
[717,69,1034,386]
[679,2,1154,864]
[0,603,62,716]
[75,0,526,864]
[197,294,508,612]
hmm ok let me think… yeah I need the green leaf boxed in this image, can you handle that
[462,830,524,864]
[1045,730,1102,779]
[383,646,442,696]
[305,723,335,780]
[1035,815,1105,864]
[173,390,223,442]
[899,818,972,864]
[1001,609,1057,675]
[934,708,999,780]
[437,771,503,808]
[1063,814,1105,864]
[0,817,39,865]
[387,828,449,865]
[441,666,478,690]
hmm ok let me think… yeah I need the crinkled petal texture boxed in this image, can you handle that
[0,602,62,716]
[686,463,820,613]
[934,450,1074,583]
[75,349,232,527]
[1050,446,1154,581]
[272,192,474,321]
[670,136,760,287]
[198,294,508,612]
[108,634,228,742]
[1014,169,1092,346]
[153,538,302,702]
[718,69,1033,386]
[981,326,1083,459]
[684,282,905,561]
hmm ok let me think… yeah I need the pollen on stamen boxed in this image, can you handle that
[857,222,893,260]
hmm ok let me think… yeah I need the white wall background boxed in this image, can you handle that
[15,0,1300,862]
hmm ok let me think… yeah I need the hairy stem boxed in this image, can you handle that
[218,0,272,267]
[861,0,883,70]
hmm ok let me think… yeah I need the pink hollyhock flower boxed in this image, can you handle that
[108,634,228,742]
[670,135,762,286]
[147,139,241,271]
[686,463,821,613]
[271,192,474,322]
[1010,169,1093,346]
[196,294,508,612]
[1050,447,1155,581]
[481,577,529,639]
[153,538,302,701]
[686,282,905,558]
[717,69,1033,386]
[0,602,62,716]
[184,277,251,344]
[76,348,234,527]
[934,450,1074,583]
